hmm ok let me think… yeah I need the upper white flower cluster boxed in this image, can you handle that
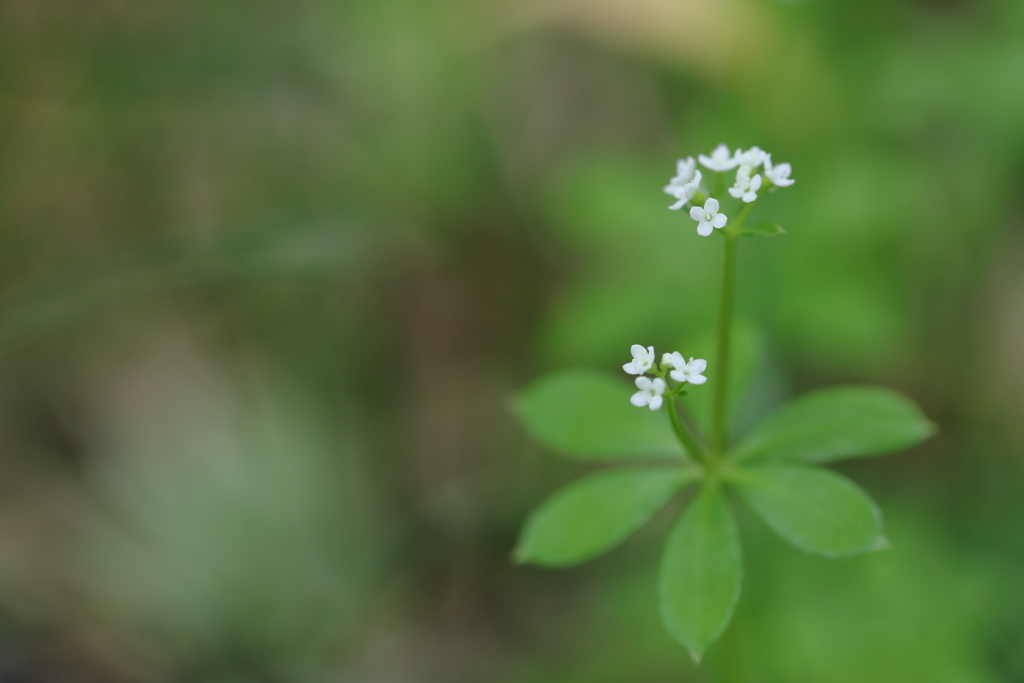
[623,344,707,410]
[662,143,795,236]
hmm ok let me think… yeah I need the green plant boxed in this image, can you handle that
[513,145,935,662]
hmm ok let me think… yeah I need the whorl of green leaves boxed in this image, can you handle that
[514,369,933,661]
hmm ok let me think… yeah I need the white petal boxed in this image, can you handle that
[676,157,696,181]
[669,369,685,382]
[766,161,793,186]
[630,344,646,358]
[668,197,688,211]
[750,174,762,191]
[689,358,707,373]
[662,353,675,368]
[689,374,707,385]
[705,197,720,213]
[648,395,663,411]
[623,362,639,375]
[697,222,713,237]
[652,377,666,394]
[742,192,756,203]
[645,346,656,361]
[712,213,728,228]
[630,391,648,407]
[635,376,653,390]
[699,145,736,171]
[671,351,685,367]
[763,154,773,172]
[728,186,744,199]
[689,205,704,221]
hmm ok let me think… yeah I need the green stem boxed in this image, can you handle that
[710,203,753,457]
[666,394,705,466]
[710,234,735,458]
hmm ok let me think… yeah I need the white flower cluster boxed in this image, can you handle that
[663,143,795,236]
[623,344,707,410]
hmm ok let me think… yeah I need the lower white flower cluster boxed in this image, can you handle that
[663,143,795,236]
[623,344,707,410]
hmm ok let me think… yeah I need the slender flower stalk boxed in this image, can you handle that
[710,203,753,459]
[710,232,736,460]
[666,393,707,466]
[623,346,708,462]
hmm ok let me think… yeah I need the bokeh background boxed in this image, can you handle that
[1,0,1023,681]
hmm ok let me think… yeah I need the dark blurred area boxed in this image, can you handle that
[0,0,1023,681]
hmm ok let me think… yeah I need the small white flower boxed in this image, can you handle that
[689,197,728,237]
[623,344,656,375]
[665,169,702,210]
[661,351,683,370]
[734,146,767,169]
[763,154,795,187]
[669,357,708,385]
[728,166,762,203]
[630,376,666,411]
[672,157,699,184]
[659,350,684,370]
[698,143,739,172]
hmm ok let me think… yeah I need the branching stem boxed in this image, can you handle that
[666,394,706,467]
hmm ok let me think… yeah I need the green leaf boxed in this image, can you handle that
[730,386,935,464]
[515,370,683,460]
[659,483,742,662]
[515,467,699,567]
[737,221,785,237]
[730,464,884,557]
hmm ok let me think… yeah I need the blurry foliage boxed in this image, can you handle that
[0,0,1020,680]
[80,362,383,680]
[504,505,1011,683]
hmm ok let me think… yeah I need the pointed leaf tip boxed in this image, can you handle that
[737,221,785,237]
[732,386,935,465]
[659,484,742,658]
[731,464,884,557]
[869,535,891,552]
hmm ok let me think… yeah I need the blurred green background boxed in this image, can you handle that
[0,0,1023,681]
